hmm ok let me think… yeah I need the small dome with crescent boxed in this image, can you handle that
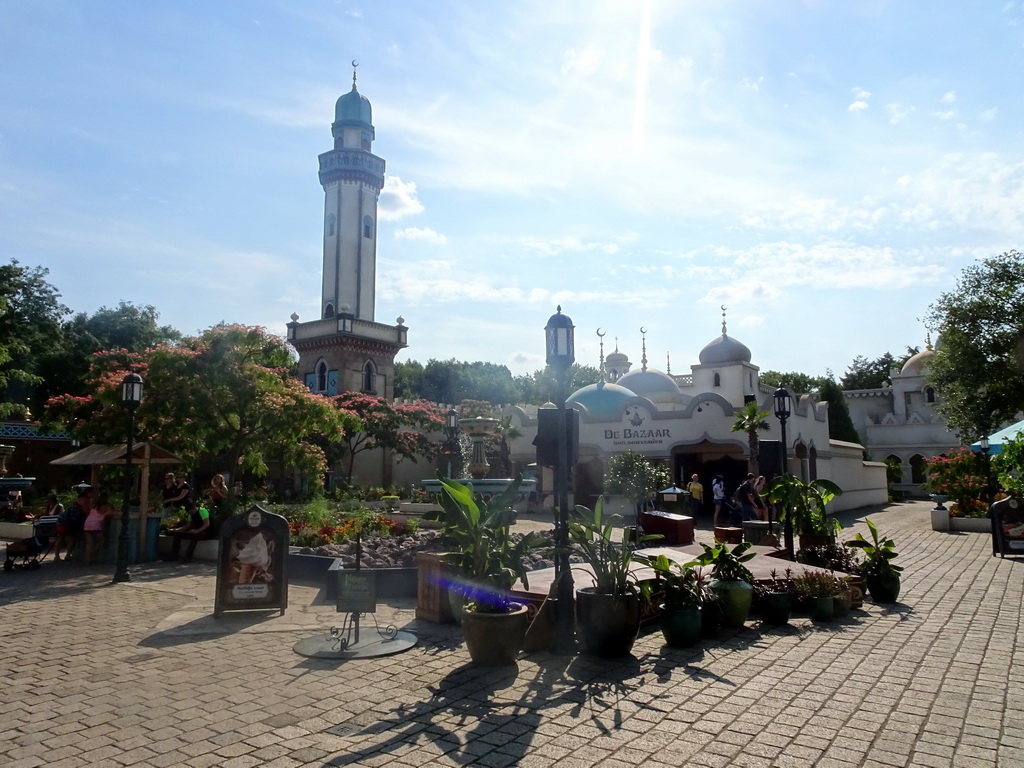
[699,333,752,365]
[335,86,373,129]
[567,381,637,421]
[616,368,681,398]
[901,346,935,375]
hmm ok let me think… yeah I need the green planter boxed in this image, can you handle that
[462,603,529,665]
[710,580,753,627]
[866,572,901,603]
[807,595,834,622]
[760,591,792,626]
[658,604,702,647]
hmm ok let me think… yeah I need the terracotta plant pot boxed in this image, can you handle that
[462,602,529,665]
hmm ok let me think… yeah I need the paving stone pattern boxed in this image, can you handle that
[1,500,1021,767]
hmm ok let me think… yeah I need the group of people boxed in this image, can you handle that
[40,472,231,565]
[712,472,771,526]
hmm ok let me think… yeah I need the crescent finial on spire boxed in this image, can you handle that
[640,327,648,372]
[721,305,728,336]
[351,60,359,90]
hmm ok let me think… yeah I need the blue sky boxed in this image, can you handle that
[2,1,1022,383]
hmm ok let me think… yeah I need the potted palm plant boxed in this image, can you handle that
[692,540,756,627]
[845,517,903,603]
[569,499,659,657]
[432,474,542,665]
[636,553,714,647]
[766,475,843,548]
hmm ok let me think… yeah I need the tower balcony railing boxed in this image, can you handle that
[289,316,407,347]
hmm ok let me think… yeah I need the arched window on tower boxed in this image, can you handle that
[327,214,336,237]
[713,372,721,387]
[323,303,335,319]
[362,361,377,393]
[363,216,374,239]
[925,386,936,404]
[316,360,328,393]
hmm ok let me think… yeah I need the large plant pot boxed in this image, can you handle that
[798,533,831,550]
[575,588,642,658]
[833,590,852,618]
[760,591,792,626]
[700,599,721,637]
[710,580,753,627]
[521,598,557,653]
[462,603,529,665]
[807,595,834,622]
[658,604,702,647]
[865,572,901,603]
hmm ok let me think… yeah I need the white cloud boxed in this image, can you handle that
[738,76,764,91]
[395,227,446,244]
[378,176,424,221]
[852,87,871,100]
[941,91,956,103]
[887,103,914,124]
[980,107,999,122]
[933,110,957,121]
[848,100,869,112]
[561,48,605,75]
[512,235,621,257]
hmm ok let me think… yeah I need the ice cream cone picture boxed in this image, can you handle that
[234,532,270,584]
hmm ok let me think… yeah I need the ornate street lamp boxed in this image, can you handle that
[113,372,143,583]
[445,407,460,479]
[545,306,575,654]
[773,387,793,557]
[979,435,993,510]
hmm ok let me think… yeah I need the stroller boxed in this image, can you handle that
[3,515,59,571]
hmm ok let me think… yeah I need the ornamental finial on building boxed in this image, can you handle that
[721,304,728,335]
[351,59,359,90]
[597,328,607,382]
[640,326,648,372]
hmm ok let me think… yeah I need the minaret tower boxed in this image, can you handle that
[288,66,408,405]
[318,63,385,322]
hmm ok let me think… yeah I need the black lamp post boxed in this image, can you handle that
[113,372,143,584]
[445,407,460,479]
[772,387,793,557]
[545,306,575,655]
[979,435,993,510]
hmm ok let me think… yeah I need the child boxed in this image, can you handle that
[83,495,117,564]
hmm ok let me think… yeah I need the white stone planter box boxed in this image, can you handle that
[930,507,950,531]
[950,517,992,534]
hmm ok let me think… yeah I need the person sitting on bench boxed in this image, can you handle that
[168,500,210,563]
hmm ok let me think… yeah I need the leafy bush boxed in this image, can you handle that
[924,448,988,517]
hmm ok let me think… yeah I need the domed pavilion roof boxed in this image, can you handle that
[617,368,681,398]
[567,381,637,421]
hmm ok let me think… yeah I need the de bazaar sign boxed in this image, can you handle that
[601,407,671,449]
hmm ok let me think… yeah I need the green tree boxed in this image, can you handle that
[393,359,425,400]
[0,260,69,418]
[44,324,347,487]
[925,250,1024,439]
[36,301,180,409]
[759,370,828,393]
[330,392,445,484]
[730,401,771,476]
[819,378,862,444]
[604,450,669,515]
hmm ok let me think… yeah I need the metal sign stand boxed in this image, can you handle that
[293,530,417,660]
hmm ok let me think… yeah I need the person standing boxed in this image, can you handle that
[83,494,117,564]
[712,475,726,526]
[737,473,760,522]
[687,474,704,518]
[53,486,94,561]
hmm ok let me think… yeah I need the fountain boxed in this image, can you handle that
[420,416,536,511]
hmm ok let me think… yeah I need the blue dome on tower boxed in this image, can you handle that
[335,86,373,129]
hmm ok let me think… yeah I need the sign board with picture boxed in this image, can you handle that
[336,570,377,613]
[214,505,289,617]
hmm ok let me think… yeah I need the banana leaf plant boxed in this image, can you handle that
[427,474,542,613]
[568,497,661,598]
[765,475,844,540]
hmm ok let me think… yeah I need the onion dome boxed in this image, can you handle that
[617,368,681,398]
[699,308,752,365]
[901,337,935,375]
[567,381,637,421]
[333,67,374,136]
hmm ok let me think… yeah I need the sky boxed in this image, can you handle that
[2,1,1023,383]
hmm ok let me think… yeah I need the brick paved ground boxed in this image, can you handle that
[1,500,1021,767]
